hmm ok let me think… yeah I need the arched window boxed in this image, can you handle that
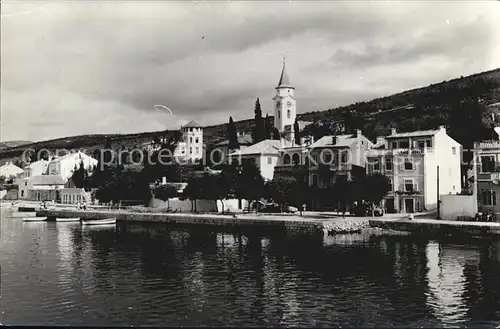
[283,154,291,165]
[277,110,280,119]
[287,110,291,119]
[292,153,300,165]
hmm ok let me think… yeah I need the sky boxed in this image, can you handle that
[2,1,500,142]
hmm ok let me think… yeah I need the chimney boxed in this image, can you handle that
[356,129,362,137]
[162,176,167,185]
[439,125,446,132]
[391,128,397,135]
[376,137,386,145]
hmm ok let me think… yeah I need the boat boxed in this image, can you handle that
[23,217,48,222]
[81,218,116,226]
[56,217,80,222]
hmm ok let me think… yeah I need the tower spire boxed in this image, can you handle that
[277,58,293,89]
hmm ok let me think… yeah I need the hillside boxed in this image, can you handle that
[0,140,32,149]
[0,67,499,164]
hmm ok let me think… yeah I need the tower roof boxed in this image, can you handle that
[276,59,294,89]
[182,120,203,128]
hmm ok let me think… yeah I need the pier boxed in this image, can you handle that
[369,217,500,236]
[36,208,330,234]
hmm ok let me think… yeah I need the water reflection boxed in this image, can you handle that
[2,215,500,327]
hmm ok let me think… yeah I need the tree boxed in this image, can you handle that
[153,185,178,201]
[181,176,203,212]
[264,114,272,140]
[265,175,302,211]
[94,167,151,206]
[293,119,301,146]
[332,175,351,215]
[234,164,265,212]
[71,160,88,188]
[227,116,239,150]
[271,127,281,140]
[251,98,266,143]
[362,174,391,205]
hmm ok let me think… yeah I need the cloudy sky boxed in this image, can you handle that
[2,1,500,142]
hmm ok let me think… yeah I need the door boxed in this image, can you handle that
[385,199,395,213]
[405,198,415,213]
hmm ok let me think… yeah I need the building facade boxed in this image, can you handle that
[473,139,500,215]
[366,126,462,213]
[47,151,98,181]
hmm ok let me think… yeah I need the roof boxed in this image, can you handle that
[0,162,24,176]
[309,134,359,148]
[215,134,253,146]
[29,175,66,185]
[297,120,313,131]
[182,120,203,128]
[230,139,281,156]
[24,159,49,169]
[276,60,294,89]
[386,129,440,139]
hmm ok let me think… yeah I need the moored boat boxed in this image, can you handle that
[56,217,80,222]
[81,218,116,225]
[23,217,48,222]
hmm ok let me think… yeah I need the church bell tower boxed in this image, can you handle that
[272,58,296,147]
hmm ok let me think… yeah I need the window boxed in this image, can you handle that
[196,147,199,153]
[481,156,495,172]
[385,157,393,171]
[25,181,27,186]
[292,153,300,165]
[268,157,272,164]
[481,190,497,205]
[426,140,432,147]
[287,110,291,118]
[373,159,380,171]
[21,190,24,197]
[391,141,397,149]
[195,138,199,143]
[277,110,280,119]
[404,179,415,192]
[404,158,413,170]
[341,152,348,163]
[418,141,425,148]
[190,137,193,143]
[399,140,409,148]
[283,154,291,165]
[452,147,456,155]
[190,147,192,154]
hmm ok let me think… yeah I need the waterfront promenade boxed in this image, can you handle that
[34,207,372,235]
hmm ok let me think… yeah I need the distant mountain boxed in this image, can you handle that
[0,140,32,149]
[0,67,499,163]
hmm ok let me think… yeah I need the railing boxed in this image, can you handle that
[475,140,500,149]
[366,148,432,156]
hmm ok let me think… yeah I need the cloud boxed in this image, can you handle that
[1,1,499,142]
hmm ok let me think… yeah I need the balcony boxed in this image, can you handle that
[396,184,420,195]
[475,140,500,149]
[366,148,432,157]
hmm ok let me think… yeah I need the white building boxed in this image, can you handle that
[229,140,281,181]
[47,151,98,181]
[366,126,462,213]
[173,120,204,163]
[0,162,24,180]
[17,175,65,201]
[23,159,49,178]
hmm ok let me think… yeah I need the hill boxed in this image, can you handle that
[0,140,32,149]
[0,67,499,164]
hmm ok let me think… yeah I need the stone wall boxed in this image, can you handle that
[369,218,500,236]
[36,208,325,235]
